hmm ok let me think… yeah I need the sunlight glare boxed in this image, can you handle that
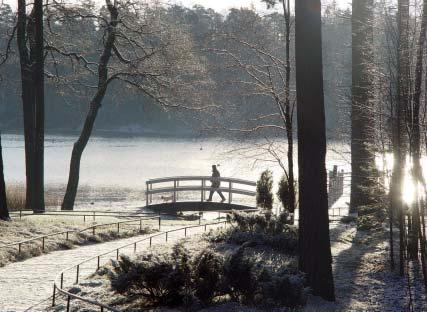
[402,172,415,205]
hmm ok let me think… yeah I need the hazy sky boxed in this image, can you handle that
[2,0,351,13]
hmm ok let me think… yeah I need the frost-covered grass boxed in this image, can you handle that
[0,215,155,267]
[6,184,60,211]
[52,216,304,311]
[50,233,303,311]
[53,218,427,312]
[304,223,427,311]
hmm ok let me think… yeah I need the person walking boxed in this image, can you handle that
[207,165,226,202]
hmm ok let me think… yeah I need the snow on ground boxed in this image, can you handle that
[52,221,427,312]
[0,222,219,312]
[305,223,427,311]
[45,227,295,312]
[2,208,426,312]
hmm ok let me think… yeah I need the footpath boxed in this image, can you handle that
[0,223,220,312]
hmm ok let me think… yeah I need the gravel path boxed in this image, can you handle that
[0,222,225,312]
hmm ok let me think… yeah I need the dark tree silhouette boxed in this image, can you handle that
[0,132,10,221]
[295,0,335,301]
[58,0,209,210]
[61,0,119,210]
[16,0,45,212]
[32,0,45,213]
[410,0,427,281]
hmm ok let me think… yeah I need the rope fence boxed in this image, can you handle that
[9,209,156,221]
[0,216,161,255]
[52,220,229,312]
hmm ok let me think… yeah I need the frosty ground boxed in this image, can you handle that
[0,219,220,312]
[47,220,427,312]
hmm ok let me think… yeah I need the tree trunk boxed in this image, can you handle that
[16,0,45,213]
[281,0,296,219]
[408,0,427,261]
[62,1,118,210]
[295,0,335,301]
[0,133,10,221]
[394,0,410,276]
[350,0,376,213]
[32,0,45,213]
[17,0,32,210]
[420,201,427,289]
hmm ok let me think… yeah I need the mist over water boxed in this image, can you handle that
[2,134,351,210]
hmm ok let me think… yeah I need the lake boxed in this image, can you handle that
[2,133,351,211]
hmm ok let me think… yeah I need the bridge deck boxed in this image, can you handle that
[146,201,257,213]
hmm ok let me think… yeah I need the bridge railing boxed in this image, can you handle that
[146,176,256,206]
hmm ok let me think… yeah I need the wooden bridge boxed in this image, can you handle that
[144,171,346,213]
[145,176,257,212]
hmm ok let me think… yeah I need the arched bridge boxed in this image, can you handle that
[145,176,257,212]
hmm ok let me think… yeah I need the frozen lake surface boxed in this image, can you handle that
[2,134,351,211]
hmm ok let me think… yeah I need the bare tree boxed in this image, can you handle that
[60,0,119,210]
[45,0,212,210]
[208,12,296,218]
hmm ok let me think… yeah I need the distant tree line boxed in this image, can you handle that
[0,2,351,136]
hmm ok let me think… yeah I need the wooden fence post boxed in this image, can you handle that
[76,265,79,284]
[146,181,149,207]
[52,285,56,307]
[201,179,205,202]
[66,295,71,312]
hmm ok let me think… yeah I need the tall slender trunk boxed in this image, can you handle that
[0,133,10,221]
[394,0,410,276]
[17,0,36,212]
[351,0,376,213]
[62,1,118,210]
[295,0,335,301]
[32,0,45,213]
[389,194,395,269]
[408,0,427,260]
[281,0,295,218]
[420,201,427,289]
